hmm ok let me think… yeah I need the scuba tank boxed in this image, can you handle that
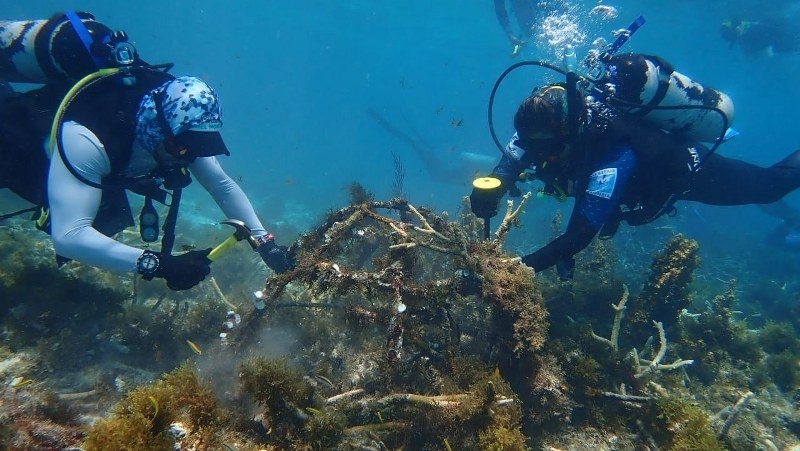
[0,11,139,84]
[600,53,735,143]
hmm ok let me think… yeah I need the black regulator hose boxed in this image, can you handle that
[487,60,567,153]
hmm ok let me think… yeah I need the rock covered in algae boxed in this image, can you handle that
[625,233,699,343]
[83,363,225,451]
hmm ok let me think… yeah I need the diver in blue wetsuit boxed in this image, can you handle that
[471,83,800,280]
[720,15,800,57]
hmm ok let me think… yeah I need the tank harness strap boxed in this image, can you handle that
[34,13,75,80]
[160,188,182,256]
[64,11,104,70]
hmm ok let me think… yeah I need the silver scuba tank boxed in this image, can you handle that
[0,12,136,84]
[605,53,735,143]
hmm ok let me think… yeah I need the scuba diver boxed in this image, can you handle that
[493,0,565,56]
[0,12,294,291]
[720,16,800,57]
[494,0,537,52]
[470,20,800,281]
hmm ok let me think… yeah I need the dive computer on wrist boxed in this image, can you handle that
[137,250,160,280]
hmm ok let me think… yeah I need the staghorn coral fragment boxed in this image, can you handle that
[494,192,533,243]
[590,284,629,351]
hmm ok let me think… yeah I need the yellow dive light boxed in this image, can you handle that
[470,176,503,239]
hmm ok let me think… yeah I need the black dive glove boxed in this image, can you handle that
[555,257,575,282]
[521,253,575,281]
[257,236,295,274]
[137,249,212,291]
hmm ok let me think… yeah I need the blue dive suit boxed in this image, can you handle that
[490,114,800,277]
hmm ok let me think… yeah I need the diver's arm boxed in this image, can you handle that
[489,134,532,196]
[47,122,144,272]
[522,144,638,273]
[189,156,268,236]
[521,211,597,272]
[492,154,525,182]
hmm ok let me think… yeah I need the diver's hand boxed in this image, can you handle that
[556,257,575,281]
[521,253,536,269]
[138,249,212,291]
[521,254,574,280]
[257,236,295,273]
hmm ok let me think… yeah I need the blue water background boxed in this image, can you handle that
[5,1,800,297]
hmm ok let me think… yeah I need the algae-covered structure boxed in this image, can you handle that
[1,194,800,450]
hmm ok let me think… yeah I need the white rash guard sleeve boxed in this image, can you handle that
[47,122,145,272]
[189,156,268,237]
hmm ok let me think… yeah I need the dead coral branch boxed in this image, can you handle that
[494,192,533,243]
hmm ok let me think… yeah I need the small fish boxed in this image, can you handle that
[314,374,334,388]
[443,437,453,451]
[10,377,33,388]
[376,410,384,423]
[305,407,321,415]
[186,340,202,355]
[148,396,159,419]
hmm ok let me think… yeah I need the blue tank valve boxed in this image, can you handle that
[601,15,646,62]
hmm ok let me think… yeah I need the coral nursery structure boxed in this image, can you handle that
[2,196,800,450]
[225,196,544,449]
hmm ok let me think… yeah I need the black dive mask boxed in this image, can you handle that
[519,135,565,163]
[152,144,193,190]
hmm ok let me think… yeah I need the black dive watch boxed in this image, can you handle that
[136,250,160,280]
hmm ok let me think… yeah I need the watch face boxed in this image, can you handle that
[138,252,159,274]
